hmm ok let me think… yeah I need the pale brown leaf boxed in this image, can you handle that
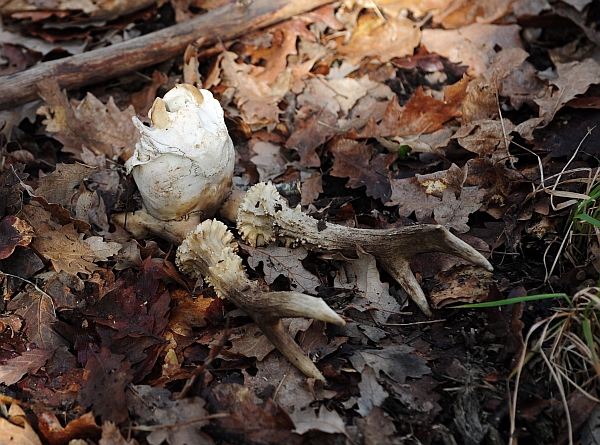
[334,249,400,324]
[0,349,54,386]
[291,406,347,435]
[246,244,321,294]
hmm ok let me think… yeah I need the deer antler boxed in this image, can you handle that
[237,182,493,317]
[176,219,344,380]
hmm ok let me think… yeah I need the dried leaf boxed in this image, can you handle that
[99,421,139,445]
[349,344,430,384]
[0,215,33,260]
[421,24,523,77]
[33,223,99,275]
[220,51,285,129]
[286,109,338,167]
[388,165,485,232]
[8,290,66,350]
[338,14,420,65]
[350,78,468,139]
[0,164,28,219]
[246,244,321,294]
[357,365,389,416]
[34,163,96,207]
[291,406,347,435]
[334,249,400,324]
[429,265,494,307]
[38,412,101,445]
[356,406,398,443]
[147,398,212,445]
[84,236,121,262]
[254,29,298,84]
[250,141,287,182]
[78,347,133,424]
[0,348,54,386]
[433,0,515,28]
[243,349,338,414]
[329,138,395,202]
[536,59,600,126]
[461,47,531,124]
[208,384,296,444]
[0,404,42,445]
[229,319,312,361]
[300,172,323,206]
[37,79,138,160]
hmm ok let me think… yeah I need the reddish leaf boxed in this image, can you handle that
[0,348,54,386]
[286,109,338,167]
[38,412,101,445]
[329,138,395,202]
[8,290,67,350]
[0,215,34,260]
[78,347,133,424]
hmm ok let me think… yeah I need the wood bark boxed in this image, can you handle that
[0,0,333,110]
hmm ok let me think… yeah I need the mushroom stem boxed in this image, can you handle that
[176,219,345,380]
[237,183,493,317]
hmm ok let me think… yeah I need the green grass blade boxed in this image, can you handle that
[573,213,600,229]
[452,293,568,309]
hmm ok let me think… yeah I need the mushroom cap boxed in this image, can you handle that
[125,85,235,221]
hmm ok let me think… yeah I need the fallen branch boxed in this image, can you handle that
[0,0,333,110]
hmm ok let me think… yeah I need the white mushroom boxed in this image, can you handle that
[125,84,235,222]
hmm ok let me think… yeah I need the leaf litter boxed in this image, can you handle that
[1,0,600,443]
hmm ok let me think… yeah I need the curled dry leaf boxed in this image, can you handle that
[0,348,54,386]
[0,215,33,260]
[421,24,523,77]
[338,14,421,65]
[0,403,42,445]
[38,79,139,161]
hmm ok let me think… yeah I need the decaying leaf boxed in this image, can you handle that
[0,215,33,260]
[250,141,287,182]
[429,264,495,307]
[38,412,101,445]
[242,352,336,414]
[421,24,523,77]
[388,164,485,232]
[78,347,133,424]
[33,223,100,275]
[329,137,395,202]
[291,405,347,435]
[208,383,296,444]
[34,163,96,207]
[7,290,66,350]
[535,58,600,126]
[0,403,42,445]
[349,78,469,139]
[37,79,138,160]
[334,249,400,324]
[246,244,321,293]
[357,365,389,416]
[0,348,54,386]
[146,398,212,445]
[229,319,313,361]
[349,344,431,384]
[338,14,420,64]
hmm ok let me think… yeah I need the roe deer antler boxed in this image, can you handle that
[237,182,493,317]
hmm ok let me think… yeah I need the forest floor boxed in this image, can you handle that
[1,1,600,444]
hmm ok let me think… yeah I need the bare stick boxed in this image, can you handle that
[0,0,333,110]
